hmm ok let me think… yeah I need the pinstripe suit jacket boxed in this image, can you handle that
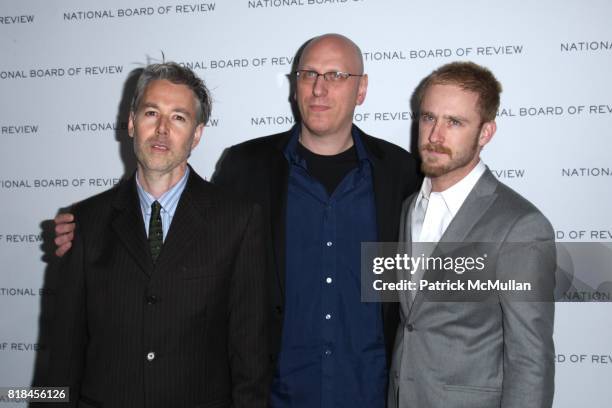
[41,168,269,408]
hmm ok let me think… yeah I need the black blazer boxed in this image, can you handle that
[213,125,419,366]
[38,169,269,408]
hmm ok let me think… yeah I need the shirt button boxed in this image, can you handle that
[324,349,332,356]
[146,295,158,305]
[326,277,332,284]
[325,313,332,320]
[326,241,333,247]
[146,352,155,361]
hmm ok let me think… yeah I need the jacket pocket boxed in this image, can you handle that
[443,384,501,393]
[443,384,502,408]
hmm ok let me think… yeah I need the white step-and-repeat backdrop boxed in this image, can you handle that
[1,0,610,406]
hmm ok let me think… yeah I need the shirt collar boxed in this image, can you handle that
[416,160,486,218]
[284,123,370,166]
[135,166,190,216]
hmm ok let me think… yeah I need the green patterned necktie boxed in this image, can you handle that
[148,201,163,263]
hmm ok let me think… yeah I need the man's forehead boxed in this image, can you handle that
[421,85,481,119]
[423,84,479,106]
[143,79,189,93]
[299,37,361,70]
[141,80,196,106]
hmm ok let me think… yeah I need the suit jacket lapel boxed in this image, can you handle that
[409,169,499,315]
[359,128,405,362]
[111,175,155,277]
[370,150,393,243]
[438,169,498,243]
[360,129,399,244]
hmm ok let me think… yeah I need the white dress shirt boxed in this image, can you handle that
[412,160,487,244]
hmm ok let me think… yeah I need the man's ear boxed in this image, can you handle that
[127,111,135,138]
[191,123,204,150]
[356,74,368,106]
[478,120,496,148]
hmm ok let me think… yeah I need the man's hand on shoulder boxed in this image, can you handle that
[54,213,75,257]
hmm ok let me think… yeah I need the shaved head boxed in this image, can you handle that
[295,33,368,150]
[299,33,364,75]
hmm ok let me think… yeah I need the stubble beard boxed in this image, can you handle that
[420,136,479,178]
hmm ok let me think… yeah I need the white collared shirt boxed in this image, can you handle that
[412,160,486,243]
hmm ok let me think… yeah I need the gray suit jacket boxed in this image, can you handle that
[388,168,556,408]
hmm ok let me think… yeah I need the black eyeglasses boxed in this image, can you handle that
[294,69,363,83]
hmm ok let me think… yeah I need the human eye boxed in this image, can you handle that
[173,114,186,122]
[420,112,434,122]
[143,109,157,117]
[328,72,342,81]
[328,71,350,81]
[448,118,462,127]
[298,70,318,80]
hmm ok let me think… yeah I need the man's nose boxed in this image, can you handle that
[428,120,444,144]
[312,74,328,97]
[156,115,169,135]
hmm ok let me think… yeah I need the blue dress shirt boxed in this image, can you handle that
[135,166,190,241]
[271,127,386,408]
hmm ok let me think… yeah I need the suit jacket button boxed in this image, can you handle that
[406,323,414,332]
[146,295,158,305]
[275,306,283,315]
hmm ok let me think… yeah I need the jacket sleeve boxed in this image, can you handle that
[498,211,556,408]
[34,219,88,407]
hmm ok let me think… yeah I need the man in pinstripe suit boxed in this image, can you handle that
[38,63,269,408]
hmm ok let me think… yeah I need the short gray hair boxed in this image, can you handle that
[131,62,212,125]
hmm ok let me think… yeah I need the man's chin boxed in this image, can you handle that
[421,162,448,178]
[138,160,177,175]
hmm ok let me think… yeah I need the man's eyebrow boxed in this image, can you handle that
[419,111,472,123]
[140,102,159,109]
[140,102,193,117]
[172,108,193,117]
[443,114,470,123]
